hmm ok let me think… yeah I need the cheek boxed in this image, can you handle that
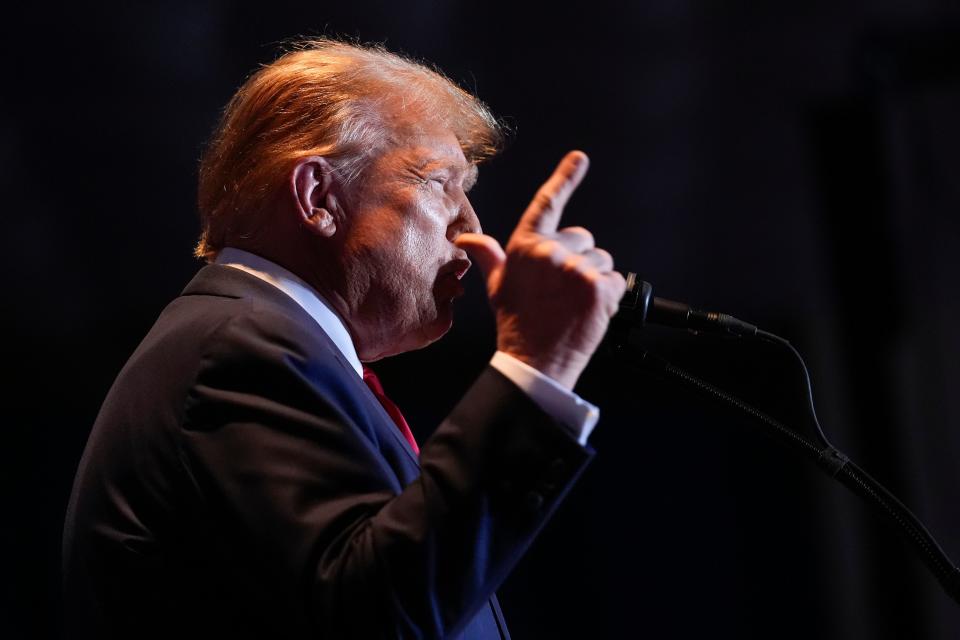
[356,190,451,313]
[398,201,449,274]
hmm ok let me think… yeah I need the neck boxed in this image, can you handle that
[226,237,399,361]
[235,236,356,324]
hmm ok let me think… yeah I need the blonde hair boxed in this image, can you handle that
[195,38,504,261]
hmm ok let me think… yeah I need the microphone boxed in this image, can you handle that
[617,272,758,337]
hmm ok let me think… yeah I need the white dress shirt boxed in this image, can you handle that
[216,247,599,445]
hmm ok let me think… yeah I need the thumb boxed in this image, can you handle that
[455,233,506,285]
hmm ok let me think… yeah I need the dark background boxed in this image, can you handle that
[4,1,959,638]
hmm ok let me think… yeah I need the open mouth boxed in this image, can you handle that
[439,257,472,281]
[436,274,465,299]
[434,258,470,301]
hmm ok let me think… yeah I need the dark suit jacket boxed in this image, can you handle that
[62,264,595,639]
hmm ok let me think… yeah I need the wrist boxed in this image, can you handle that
[496,347,587,390]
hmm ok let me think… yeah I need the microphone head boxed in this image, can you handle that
[618,272,653,326]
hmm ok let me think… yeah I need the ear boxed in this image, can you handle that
[290,156,341,238]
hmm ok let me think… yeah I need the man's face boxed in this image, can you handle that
[337,127,480,360]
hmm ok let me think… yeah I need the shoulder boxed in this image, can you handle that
[163,271,369,431]
[151,264,349,377]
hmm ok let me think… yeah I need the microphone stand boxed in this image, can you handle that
[605,277,960,606]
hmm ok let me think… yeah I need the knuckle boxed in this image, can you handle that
[562,226,594,242]
[592,248,613,269]
[562,252,585,270]
[560,163,581,184]
[533,190,559,213]
[531,239,564,262]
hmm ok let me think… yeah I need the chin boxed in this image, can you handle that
[418,302,455,347]
[423,314,454,346]
[387,311,452,357]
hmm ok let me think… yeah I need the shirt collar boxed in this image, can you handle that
[215,247,364,378]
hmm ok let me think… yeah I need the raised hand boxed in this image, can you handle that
[455,151,626,390]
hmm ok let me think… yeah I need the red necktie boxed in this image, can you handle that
[362,366,420,455]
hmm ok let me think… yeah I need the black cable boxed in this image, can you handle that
[614,336,960,605]
[754,329,832,449]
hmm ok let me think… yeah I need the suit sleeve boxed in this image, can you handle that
[179,308,595,639]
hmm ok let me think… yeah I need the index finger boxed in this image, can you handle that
[519,150,590,235]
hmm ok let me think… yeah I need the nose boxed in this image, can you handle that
[447,194,481,241]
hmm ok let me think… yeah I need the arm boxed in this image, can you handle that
[180,309,593,639]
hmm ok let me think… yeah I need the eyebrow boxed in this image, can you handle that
[414,154,465,172]
[413,155,478,191]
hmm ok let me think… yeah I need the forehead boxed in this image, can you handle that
[385,127,469,170]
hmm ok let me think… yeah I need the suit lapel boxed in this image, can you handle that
[182,264,422,471]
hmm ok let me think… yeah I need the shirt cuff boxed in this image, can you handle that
[489,351,600,446]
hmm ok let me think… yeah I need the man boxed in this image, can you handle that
[63,39,625,639]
